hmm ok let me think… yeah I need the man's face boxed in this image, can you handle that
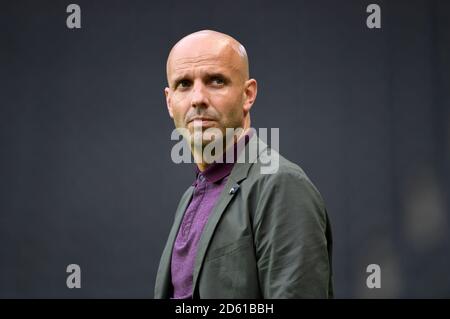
[165,35,251,147]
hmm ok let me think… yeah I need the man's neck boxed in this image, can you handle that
[194,127,250,172]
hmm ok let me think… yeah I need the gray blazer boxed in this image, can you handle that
[154,134,333,298]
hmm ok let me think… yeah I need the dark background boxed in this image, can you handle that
[1,0,449,298]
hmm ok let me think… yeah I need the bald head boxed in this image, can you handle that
[164,30,258,162]
[166,30,249,85]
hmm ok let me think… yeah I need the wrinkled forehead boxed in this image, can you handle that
[166,36,247,82]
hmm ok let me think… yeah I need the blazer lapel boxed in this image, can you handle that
[192,134,268,297]
[154,186,194,298]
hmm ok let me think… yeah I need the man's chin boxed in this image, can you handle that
[190,138,217,149]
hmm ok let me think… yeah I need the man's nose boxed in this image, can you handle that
[190,82,209,108]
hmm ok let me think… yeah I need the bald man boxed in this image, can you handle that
[155,30,333,299]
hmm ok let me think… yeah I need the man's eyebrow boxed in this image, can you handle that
[171,75,190,87]
[204,72,230,81]
[170,72,231,88]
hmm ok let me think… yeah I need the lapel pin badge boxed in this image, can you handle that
[229,185,240,195]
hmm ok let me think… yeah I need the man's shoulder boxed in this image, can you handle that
[249,147,311,184]
[244,147,325,203]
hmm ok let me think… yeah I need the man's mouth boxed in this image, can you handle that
[188,117,215,123]
[188,118,217,126]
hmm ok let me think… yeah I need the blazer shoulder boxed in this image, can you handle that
[248,148,314,185]
[245,149,326,207]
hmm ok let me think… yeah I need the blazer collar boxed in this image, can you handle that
[192,132,268,297]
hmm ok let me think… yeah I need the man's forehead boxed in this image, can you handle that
[166,31,248,81]
[168,44,238,73]
[170,53,238,75]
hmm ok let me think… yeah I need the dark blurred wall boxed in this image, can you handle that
[1,0,449,298]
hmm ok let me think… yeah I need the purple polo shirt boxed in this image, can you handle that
[170,130,253,299]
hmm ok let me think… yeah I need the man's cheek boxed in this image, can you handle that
[171,113,185,128]
[172,92,188,104]
[177,117,188,129]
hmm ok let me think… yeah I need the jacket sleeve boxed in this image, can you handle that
[253,170,333,298]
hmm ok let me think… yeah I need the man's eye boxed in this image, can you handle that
[211,77,225,85]
[177,80,191,88]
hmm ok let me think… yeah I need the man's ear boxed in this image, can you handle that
[243,79,257,114]
[164,87,174,119]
